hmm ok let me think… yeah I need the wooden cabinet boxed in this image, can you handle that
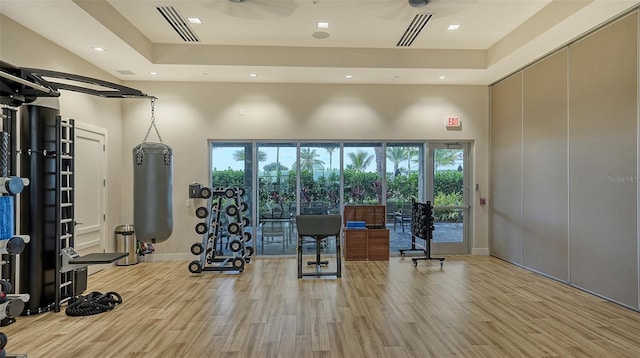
[343,205,389,261]
[344,228,389,261]
[367,229,390,261]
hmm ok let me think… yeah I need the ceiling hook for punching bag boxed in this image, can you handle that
[142,97,164,144]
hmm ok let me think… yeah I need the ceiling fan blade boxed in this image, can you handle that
[204,0,298,20]
[356,0,477,21]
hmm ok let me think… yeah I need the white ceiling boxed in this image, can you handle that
[1,0,639,85]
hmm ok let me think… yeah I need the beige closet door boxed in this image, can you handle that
[74,122,107,273]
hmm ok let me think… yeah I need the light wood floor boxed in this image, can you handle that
[3,255,640,357]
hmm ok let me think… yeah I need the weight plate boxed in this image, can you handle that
[200,187,212,199]
[242,217,251,227]
[191,243,204,256]
[195,207,209,219]
[229,239,242,252]
[246,246,254,256]
[228,222,240,235]
[237,188,246,196]
[195,223,208,234]
[226,205,238,216]
[244,232,252,242]
[224,188,236,198]
[232,257,245,269]
[188,260,202,273]
[240,202,249,212]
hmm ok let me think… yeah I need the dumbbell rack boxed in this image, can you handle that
[188,187,254,273]
[399,201,445,268]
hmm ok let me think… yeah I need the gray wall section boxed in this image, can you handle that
[522,49,569,282]
[490,11,639,308]
[568,13,638,307]
[490,73,523,265]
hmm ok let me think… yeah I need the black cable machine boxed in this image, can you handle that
[0,61,153,315]
[398,201,445,268]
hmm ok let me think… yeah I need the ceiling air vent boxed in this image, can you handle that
[116,70,136,76]
[156,6,200,42]
[396,13,432,47]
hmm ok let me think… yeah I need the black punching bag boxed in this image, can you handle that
[133,142,173,243]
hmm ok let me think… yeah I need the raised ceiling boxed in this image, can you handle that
[1,0,638,85]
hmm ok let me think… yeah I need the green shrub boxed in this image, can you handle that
[433,191,462,222]
[434,170,463,195]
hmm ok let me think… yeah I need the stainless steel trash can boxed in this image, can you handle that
[115,224,138,266]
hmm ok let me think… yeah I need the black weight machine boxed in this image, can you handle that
[296,214,342,278]
[398,201,445,268]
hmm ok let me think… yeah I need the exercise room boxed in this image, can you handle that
[1,1,640,357]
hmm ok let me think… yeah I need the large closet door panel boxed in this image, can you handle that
[490,73,523,264]
[522,49,569,281]
[568,13,638,307]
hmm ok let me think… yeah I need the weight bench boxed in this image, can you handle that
[296,214,342,278]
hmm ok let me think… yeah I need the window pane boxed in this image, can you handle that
[386,143,424,252]
[433,147,464,244]
[210,143,254,257]
[257,143,297,255]
[343,143,383,205]
[299,143,340,215]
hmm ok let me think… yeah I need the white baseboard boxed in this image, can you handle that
[471,248,489,255]
[141,253,192,262]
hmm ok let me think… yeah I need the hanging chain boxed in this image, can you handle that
[136,97,170,165]
[142,98,164,144]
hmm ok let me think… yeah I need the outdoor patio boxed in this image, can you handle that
[246,221,464,256]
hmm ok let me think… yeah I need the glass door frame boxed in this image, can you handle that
[427,142,471,254]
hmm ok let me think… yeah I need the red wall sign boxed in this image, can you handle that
[447,117,461,127]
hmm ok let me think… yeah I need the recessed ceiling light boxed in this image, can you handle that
[438,75,446,80]
[92,47,105,52]
[188,17,202,24]
[150,71,159,75]
[447,24,461,31]
[249,73,257,77]
[317,21,329,29]
[345,74,353,79]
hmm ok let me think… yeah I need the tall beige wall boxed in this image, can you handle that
[490,12,639,309]
[121,82,491,258]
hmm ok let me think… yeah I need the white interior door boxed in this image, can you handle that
[74,122,107,272]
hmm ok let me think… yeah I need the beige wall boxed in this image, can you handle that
[121,82,490,258]
[1,16,124,254]
[490,11,639,309]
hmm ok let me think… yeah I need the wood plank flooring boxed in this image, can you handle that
[3,255,640,357]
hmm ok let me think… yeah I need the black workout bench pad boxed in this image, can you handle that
[296,214,342,278]
[68,252,128,265]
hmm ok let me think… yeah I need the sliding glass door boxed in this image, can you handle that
[210,140,471,257]
[428,143,469,254]
[210,143,254,256]
[256,143,297,255]
[299,143,340,215]
[385,143,425,252]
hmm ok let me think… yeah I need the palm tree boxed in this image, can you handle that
[233,149,267,162]
[324,146,336,170]
[406,147,419,172]
[347,150,374,172]
[434,149,462,171]
[386,147,407,176]
[263,162,288,171]
[297,148,325,171]
[374,146,384,179]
